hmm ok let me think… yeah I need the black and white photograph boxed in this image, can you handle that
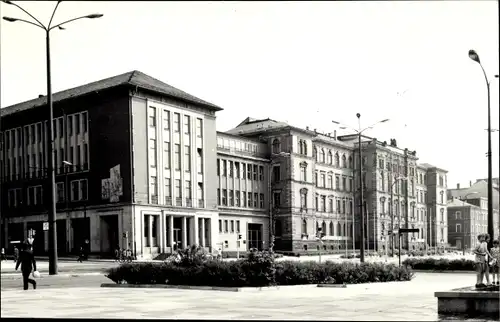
[0,1,499,320]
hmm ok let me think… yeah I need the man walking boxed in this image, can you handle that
[15,243,37,290]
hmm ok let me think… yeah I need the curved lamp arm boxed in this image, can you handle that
[2,0,46,29]
[49,14,103,31]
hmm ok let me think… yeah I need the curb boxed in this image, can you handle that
[317,283,347,288]
[100,283,324,292]
[1,272,104,280]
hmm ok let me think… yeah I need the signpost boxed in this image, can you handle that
[397,228,419,267]
[43,222,49,231]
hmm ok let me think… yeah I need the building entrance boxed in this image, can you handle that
[173,228,181,251]
[248,223,263,250]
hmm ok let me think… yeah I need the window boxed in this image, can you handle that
[300,190,307,210]
[56,182,65,203]
[217,159,220,176]
[82,112,88,133]
[219,220,223,233]
[455,211,462,219]
[246,163,251,179]
[75,114,81,134]
[440,191,444,204]
[300,164,307,182]
[149,139,157,168]
[329,198,334,213]
[197,149,203,174]
[342,177,346,191]
[230,220,235,233]
[224,220,228,233]
[349,178,353,192]
[228,161,233,177]
[165,178,171,204]
[163,110,170,131]
[184,145,191,172]
[235,191,240,207]
[302,219,307,235]
[456,224,462,233]
[196,118,203,137]
[236,220,241,233]
[335,175,340,190]
[253,193,258,208]
[348,156,353,168]
[70,179,88,201]
[319,149,325,163]
[273,191,281,208]
[229,190,234,206]
[273,166,281,182]
[83,143,89,170]
[336,199,341,213]
[174,144,181,170]
[341,154,347,168]
[334,153,340,167]
[253,165,258,181]
[222,189,227,206]
[185,180,192,200]
[328,175,333,189]
[234,162,240,178]
[259,166,264,181]
[217,189,221,205]
[327,151,333,164]
[260,193,264,208]
[241,164,246,179]
[320,173,326,187]
[149,107,156,127]
[272,139,281,154]
[248,192,252,207]
[150,176,158,204]
[173,113,180,132]
[163,142,171,169]
[175,179,182,204]
[184,115,190,134]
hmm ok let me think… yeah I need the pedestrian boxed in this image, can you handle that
[15,243,37,290]
[13,246,19,263]
[77,246,85,263]
[1,247,6,261]
[489,240,499,285]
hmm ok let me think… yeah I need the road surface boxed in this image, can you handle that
[1,273,109,291]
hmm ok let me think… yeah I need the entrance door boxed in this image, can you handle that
[456,239,462,250]
[248,224,263,250]
[173,229,182,251]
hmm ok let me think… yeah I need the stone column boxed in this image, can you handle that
[193,216,199,246]
[206,219,212,251]
[168,216,174,250]
[148,215,153,248]
[160,213,165,253]
[66,219,72,252]
[200,218,205,247]
[182,217,187,249]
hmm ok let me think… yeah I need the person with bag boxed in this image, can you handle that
[15,243,38,290]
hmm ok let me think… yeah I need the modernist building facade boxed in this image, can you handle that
[0,70,221,259]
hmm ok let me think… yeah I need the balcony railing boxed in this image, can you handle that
[186,198,192,207]
[175,197,182,206]
[165,196,172,206]
[198,199,204,208]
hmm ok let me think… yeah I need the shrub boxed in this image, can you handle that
[403,258,475,271]
[106,250,413,287]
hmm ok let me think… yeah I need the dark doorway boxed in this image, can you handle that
[100,215,118,256]
[56,219,67,256]
[71,218,90,253]
[248,223,263,250]
[173,217,183,250]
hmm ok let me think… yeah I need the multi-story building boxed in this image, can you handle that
[447,197,499,250]
[1,70,221,258]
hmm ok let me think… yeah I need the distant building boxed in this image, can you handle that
[448,179,500,211]
[447,197,500,250]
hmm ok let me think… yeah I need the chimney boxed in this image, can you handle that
[470,180,472,187]
[38,94,44,98]
[457,183,460,189]
[334,130,337,140]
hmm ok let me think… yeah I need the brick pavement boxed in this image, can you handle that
[1,272,492,320]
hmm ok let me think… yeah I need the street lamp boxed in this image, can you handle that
[468,49,496,249]
[332,115,389,263]
[2,0,103,275]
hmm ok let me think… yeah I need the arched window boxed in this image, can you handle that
[272,138,281,154]
[329,222,334,236]
[303,142,308,156]
[275,220,283,236]
[337,222,342,236]
[316,221,320,234]
[341,154,347,168]
[320,149,325,163]
[322,221,327,235]
[298,140,303,155]
[335,153,340,167]
[302,219,307,235]
[348,155,353,168]
[327,151,333,164]
[313,146,318,160]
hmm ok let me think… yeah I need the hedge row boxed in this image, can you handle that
[106,247,414,287]
[403,258,475,271]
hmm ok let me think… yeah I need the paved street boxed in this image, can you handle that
[1,272,494,320]
[1,260,118,277]
[1,274,108,291]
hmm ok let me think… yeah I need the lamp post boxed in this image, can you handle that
[332,115,389,263]
[468,49,498,250]
[2,0,103,275]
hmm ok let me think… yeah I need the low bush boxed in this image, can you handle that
[403,258,475,271]
[106,249,414,287]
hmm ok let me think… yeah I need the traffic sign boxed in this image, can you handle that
[43,222,49,231]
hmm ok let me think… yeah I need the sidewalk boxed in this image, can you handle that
[0,272,489,320]
[1,259,117,278]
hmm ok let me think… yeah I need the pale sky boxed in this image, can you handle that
[1,1,499,188]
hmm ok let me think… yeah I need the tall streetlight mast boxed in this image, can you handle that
[333,115,389,263]
[468,49,497,249]
[2,0,103,275]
